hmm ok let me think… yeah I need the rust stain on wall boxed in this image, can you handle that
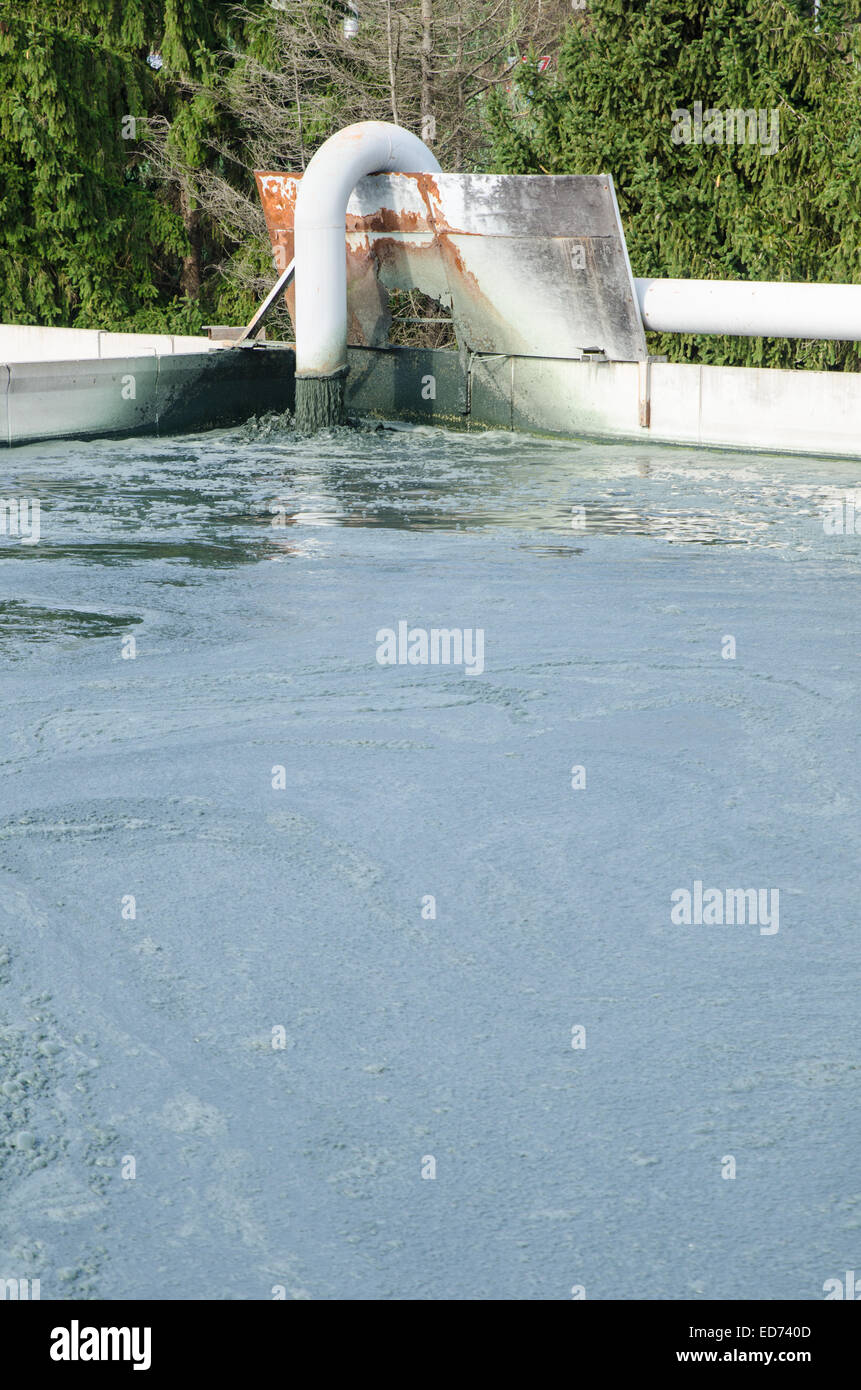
[253,170,648,362]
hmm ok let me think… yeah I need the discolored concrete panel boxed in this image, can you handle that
[1,348,296,448]
[345,346,466,427]
[7,357,160,446]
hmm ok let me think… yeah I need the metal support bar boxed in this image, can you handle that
[638,356,652,429]
[235,259,295,345]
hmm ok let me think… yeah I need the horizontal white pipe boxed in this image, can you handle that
[294,122,441,378]
[635,277,861,341]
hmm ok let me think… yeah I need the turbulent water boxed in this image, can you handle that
[0,415,859,1301]
[295,374,346,432]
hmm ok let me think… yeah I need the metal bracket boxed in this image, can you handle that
[638,353,667,427]
[458,341,472,415]
[235,259,296,345]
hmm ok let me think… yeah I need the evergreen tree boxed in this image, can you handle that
[0,1,251,330]
[147,1,571,337]
[487,0,861,369]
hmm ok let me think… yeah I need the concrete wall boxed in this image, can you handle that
[3,334,861,456]
[0,324,217,364]
[514,356,861,455]
[0,346,295,447]
[346,345,861,458]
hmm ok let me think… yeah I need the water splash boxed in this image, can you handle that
[295,374,345,431]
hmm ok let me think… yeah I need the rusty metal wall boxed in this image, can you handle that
[255,171,647,362]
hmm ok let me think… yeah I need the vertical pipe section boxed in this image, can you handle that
[293,121,441,429]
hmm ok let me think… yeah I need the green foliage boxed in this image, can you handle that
[2,13,157,326]
[0,2,256,331]
[7,0,861,364]
[487,0,861,369]
[121,295,207,336]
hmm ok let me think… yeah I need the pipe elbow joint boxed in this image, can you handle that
[294,122,441,378]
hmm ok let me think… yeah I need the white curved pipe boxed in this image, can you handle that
[294,122,441,378]
[635,277,861,341]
